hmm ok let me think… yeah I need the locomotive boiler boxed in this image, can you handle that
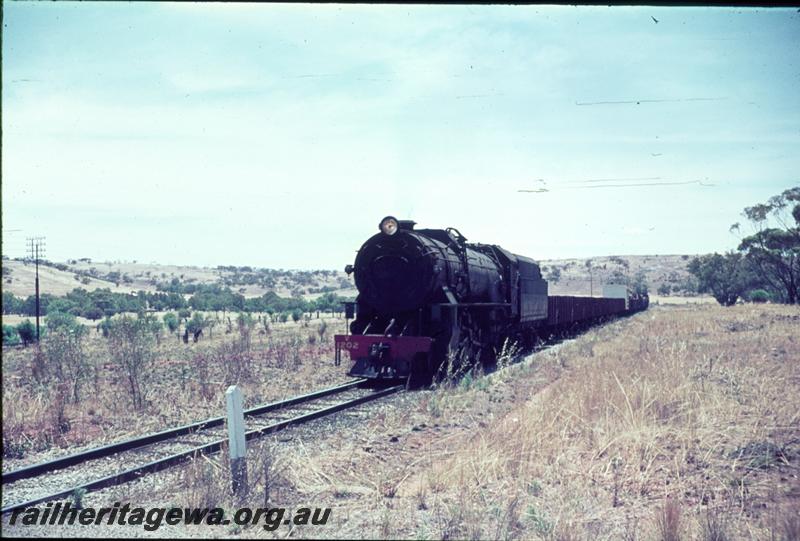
[334,216,647,385]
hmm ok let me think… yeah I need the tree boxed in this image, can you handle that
[585,259,594,295]
[631,270,649,297]
[733,186,800,304]
[748,289,771,303]
[608,269,627,285]
[84,306,105,321]
[609,256,629,270]
[186,312,206,342]
[2,291,23,315]
[98,316,113,338]
[16,320,36,346]
[237,312,255,351]
[3,324,20,346]
[107,315,156,409]
[688,253,751,306]
[142,314,163,346]
[90,289,117,316]
[46,298,78,315]
[163,312,179,333]
[677,275,699,295]
[44,324,91,403]
[317,319,328,342]
[206,317,216,339]
[313,292,347,315]
[46,311,81,333]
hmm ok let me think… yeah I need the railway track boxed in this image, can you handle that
[2,380,403,514]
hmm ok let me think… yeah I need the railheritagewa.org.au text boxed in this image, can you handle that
[9,502,331,531]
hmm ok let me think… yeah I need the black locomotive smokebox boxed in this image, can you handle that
[354,232,435,314]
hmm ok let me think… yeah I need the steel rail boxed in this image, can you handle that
[2,384,403,515]
[2,379,364,485]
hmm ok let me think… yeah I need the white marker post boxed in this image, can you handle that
[225,385,248,498]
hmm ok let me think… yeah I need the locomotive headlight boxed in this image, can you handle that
[379,216,399,236]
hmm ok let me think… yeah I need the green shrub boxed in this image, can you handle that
[43,324,90,402]
[632,270,649,296]
[107,315,156,409]
[163,312,179,333]
[98,316,113,338]
[84,306,104,320]
[142,314,163,345]
[46,311,80,333]
[186,312,205,335]
[3,324,20,346]
[748,289,770,303]
[16,319,36,346]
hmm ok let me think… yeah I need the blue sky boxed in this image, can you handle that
[2,3,798,268]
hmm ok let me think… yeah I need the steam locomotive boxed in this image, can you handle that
[334,216,648,385]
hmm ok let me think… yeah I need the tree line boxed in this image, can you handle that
[2,285,352,321]
[688,187,799,305]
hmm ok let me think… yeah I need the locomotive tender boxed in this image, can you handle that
[334,216,648,384]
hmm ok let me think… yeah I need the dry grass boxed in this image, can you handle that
[4,303,798,540]
[177,438,287,513]
[1,314,351,462]
[2,259,125,297]
[219,302,797,539]
[406,303,800,540]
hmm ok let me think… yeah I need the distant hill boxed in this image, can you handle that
[2,259,127,297]
[1,258,357,300]
[3,254,700,302]
[539,254,698,297]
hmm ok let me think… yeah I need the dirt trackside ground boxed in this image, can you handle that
[3,303,798,539]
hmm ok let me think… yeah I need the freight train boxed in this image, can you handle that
[334,216,648,386]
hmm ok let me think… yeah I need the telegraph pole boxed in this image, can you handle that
[585,259,594,297]
[27,237,46,342]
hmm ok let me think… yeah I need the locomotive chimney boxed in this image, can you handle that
[397,220,416,231]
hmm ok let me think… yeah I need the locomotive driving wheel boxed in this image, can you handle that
[437,311,485,382]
